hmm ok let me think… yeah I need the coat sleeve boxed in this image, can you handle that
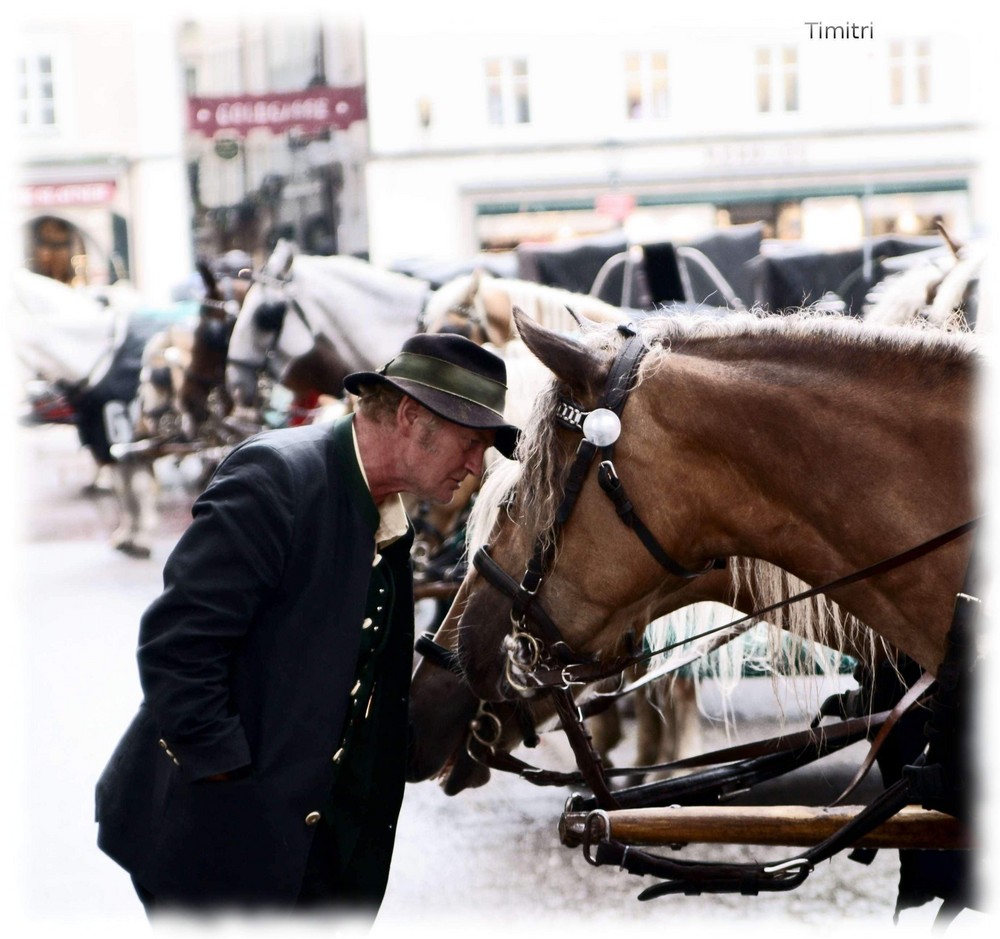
[136,441,296,781]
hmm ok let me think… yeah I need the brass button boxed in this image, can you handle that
[372,553,382,567]
[158,739,169,749]
[332,748,344,763]
[305,811,322,826]
[362,617,373,630]
[171,757,180,766]
[350,680,361,697]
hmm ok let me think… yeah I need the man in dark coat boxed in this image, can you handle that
[95,333,518,918]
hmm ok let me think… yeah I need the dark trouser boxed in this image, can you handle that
[295,821,381,921]
[129,829,379,923]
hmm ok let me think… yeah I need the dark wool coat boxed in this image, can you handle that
[95,415,415,907]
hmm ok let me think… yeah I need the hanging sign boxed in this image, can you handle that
[188,85,367,138]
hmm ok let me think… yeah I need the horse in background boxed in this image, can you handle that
[225,239,429,419]
[863,226,983,330]
[106,255,252,558]
[10,268,147,488]
[420,267,631,345]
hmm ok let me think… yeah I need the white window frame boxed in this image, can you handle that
[624,50,669,121]
[16,33,69,134]
[754,45,799,114]
[484,56,530,126]
[887,37,933,109]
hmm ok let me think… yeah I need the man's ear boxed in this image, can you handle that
[396,394,423,437]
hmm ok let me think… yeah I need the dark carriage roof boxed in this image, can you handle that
[748,234,943,314]
[515,224,764,310]
[516,231,628,294]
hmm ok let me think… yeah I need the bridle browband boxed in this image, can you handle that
[472,322,725,694]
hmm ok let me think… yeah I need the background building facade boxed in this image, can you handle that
[12,8,988,294]
[362,13,983,267]
[14,16,191,303]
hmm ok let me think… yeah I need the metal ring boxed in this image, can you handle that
[504,657,536,694]
[469,708,503,747]
[763,857,812,876]
[582,810,611,867]
[504,629,541,671]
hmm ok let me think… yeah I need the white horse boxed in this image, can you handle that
[225,240,430,412]
[863,238,984,330]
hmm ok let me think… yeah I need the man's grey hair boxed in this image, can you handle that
[353,382,406,424]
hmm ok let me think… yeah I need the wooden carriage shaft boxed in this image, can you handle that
[559,806,969,851]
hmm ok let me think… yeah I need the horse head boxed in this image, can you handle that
[224,242,314,408]
[454,308,976,704]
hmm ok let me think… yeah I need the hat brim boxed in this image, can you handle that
[344,371,519,459]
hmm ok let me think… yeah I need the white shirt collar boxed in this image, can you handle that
[352,421,409,550]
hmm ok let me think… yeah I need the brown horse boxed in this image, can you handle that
[456,308,977,705]
[409,454,867,794]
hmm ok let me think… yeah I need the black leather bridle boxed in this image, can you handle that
[472,322,725,694]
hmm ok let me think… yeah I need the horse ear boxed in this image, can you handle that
[513,308,604,397]
[196,258,218,298]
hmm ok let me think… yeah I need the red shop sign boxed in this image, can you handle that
[187,85,367,137]
[19,180,117,208]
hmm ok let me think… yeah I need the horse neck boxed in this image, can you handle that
[631,329,974,671]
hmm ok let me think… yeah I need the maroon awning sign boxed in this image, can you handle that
[187,85,367,137]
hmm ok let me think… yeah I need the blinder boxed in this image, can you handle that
[253,300,289,333]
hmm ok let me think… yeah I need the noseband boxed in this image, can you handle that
[473,322,724,693]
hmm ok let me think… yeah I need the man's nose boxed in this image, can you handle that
[465,446,486,477]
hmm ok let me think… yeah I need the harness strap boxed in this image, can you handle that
[550,689,621,810]
[473,546,573,658]
[597,460,725,579]
[467,707,890,793]
[414,632,463,675]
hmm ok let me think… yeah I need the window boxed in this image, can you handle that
[625,51,669,120]
[18,50,57,129]
[755,46,799,113]
[889,39,932,107]
[485,56,530,126]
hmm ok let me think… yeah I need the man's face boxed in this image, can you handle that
[408,412,495,504]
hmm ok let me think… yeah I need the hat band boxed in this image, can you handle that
[383,352,508,416]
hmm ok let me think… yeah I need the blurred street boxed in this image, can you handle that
[9,421,977,938]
